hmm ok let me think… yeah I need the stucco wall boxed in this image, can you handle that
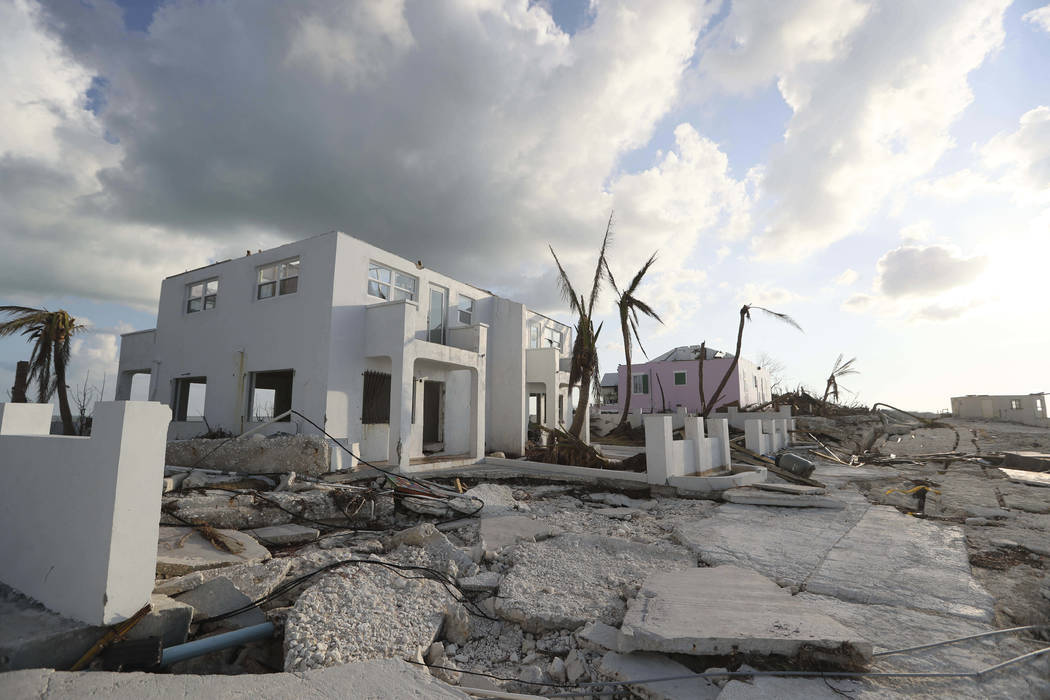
[951,394,1050,427]
[0,401,170,625]
[608,356,771,415]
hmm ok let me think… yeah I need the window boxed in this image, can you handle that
[368,262,417,301]
[172,377,206,421]
[673,371,687,386]
[362,371,391,424]
[457,295,475,324]
[543,327,563,350]
[257,258,299,299]
[1037,398,1045,413]
[528,324,540,349]
[633,374,649,395]
[1010,399,1022,410]
[186,279,218,313]
[248,370,293,422]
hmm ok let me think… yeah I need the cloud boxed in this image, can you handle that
[981,105,1050,201]
[697,0,1009,260]
[1023,4,1050,34]
[875,244,987,297]
[834,268,858,286]
[736,282,805,308]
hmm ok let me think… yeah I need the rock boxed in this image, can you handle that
[391,523,442,548]
[721,486,844,509]
[548,656,566,682]
[462,483,518,515]
[565,648,587,683]
[443,603,471,645]
[156,526,272,577]
[597,651,721,700]
[155,558,291,601]
[618,566,871,665]
[248,524,320,546]
[457,572,501,592]
[519,664,544,685]
[593,507,643,520]
[479,515,557,554]
[174,577,267,630]
[578,621,622,651]
[496,534,693,632]
[166,434,332,475]
[132,595,194,647]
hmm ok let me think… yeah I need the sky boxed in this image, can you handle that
[1,0,1049,414]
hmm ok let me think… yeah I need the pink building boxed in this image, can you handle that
[599,345,771,415]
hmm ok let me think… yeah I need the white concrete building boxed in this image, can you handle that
[950,393,1050,428]
[116,232,578,470]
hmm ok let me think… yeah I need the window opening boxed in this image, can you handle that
[457,295,475,324]
[248,370,293,422]
[633,374,649,395]
[673,371,686,386]
[368,262,417,301]
[173,377,207,421]
[187,279,218,313]
[257,258,299,299]
[362,371,391,424]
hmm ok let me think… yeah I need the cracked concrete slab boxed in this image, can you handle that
[722,487,845,509]
[496,534,694,632]
[156,527,271,576]
[597,651,721,699]
[479,515,557,554]
[619,566,871,665]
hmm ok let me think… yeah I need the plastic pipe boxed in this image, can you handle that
[159,622,274,667]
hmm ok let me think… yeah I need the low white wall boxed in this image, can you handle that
[744,418,791,455]
[0,401,171,625]
[713,406,794,431]
[644,415,731,483]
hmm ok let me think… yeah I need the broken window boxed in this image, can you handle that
[1010,399,1022,410]
[528,323,540,349]
[172,377,206,421]
[248,370,293,422]
[186,278,218,313]
[1037,398,1045,413]
[257,258,299,299]
[543,326,563,350]
[673,371,687,386]
[361,371,391,424]
[457,295,475,324]
[368,262,417,301]
[633,374,649,395]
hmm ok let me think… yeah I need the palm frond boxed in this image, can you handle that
[629,297,661,323]
[749,305,803,332]
[548,245,584,318]
[586,212,614,315]
[626,253,658,296]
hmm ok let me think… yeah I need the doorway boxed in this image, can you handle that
[428,285,448,344]
[423,380,445,451]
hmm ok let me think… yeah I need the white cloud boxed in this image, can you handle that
[876,244,987,297]
[834,268,858,286]
[698,0,1010,260]
[981,105,1050,202]
[1023,4,1050,33]
[736,282,805,309]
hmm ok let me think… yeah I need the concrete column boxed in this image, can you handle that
[683,416,705,473]
[643,414,673,485]
[114,371,134,401]
[744,418,764,455]
[470,367,484,460]
[708,417,731,468]
[388,355,414,470]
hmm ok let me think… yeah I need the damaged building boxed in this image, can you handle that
[115,231,580,470]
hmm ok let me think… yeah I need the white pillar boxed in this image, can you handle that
[708,417,731,468]
[388,355,414,470]
[684,416,705,473]
[644,414,673,485]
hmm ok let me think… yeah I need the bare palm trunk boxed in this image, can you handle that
[617,316,633,429]
[54,347,75,435]
[12,361,29,403]
[697,342,706,416]
[569,377,590,437]
[702,307,746,418]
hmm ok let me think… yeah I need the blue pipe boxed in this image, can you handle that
[160,622,275,667]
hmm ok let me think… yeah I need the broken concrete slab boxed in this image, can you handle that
[156,526,271,577]
[804,506,995,621]
[597,651,721,699]
[619,566,871,665]
[284,563,450,670]
[673,501,871,587]
[0,658,470,698]
[593,507,643,520]
[717,676,864,699]
[161,489,391,530]
[462,483,518,515]
[721,486,844,509]
[999,468,1050,488]
[754,483,827,495]
[456,572,501,592]
[1004,451,1050,472]
[578,621,622,651]
[585,492,657,510]
[496,534,693,632]
[132,595,193,647]
[479,515,557,554]
[181,469,276,491]
[165,434,332,475]
[248,524,320,546]
[174,577,266,629]
[154,558,291,601]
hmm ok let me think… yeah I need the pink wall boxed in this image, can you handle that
[605,358,742,414]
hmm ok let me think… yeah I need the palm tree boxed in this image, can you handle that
[0,307,84,434]
[606,253,662,430]
[822,354,858,405]
[549,213,614,438]
[702,304,803,417]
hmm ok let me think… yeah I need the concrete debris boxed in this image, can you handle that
[461,483,519,515]
[1,658,470,698]
[999,467,1050,487]
[479,514,558,555]
[181,469,276,491]
[584,492,657,510]
[283,562,450,671]
[161,489,390,530]
[1003,451,1050,471]
[718,675,863,699]
[593,506,643,520]
[619,566,872,665]
[174,577,267,630]
[495,534,693,632]
[443,603,471,645]
[157,559,292,601]
[578,621,622,651]
[388,526,478,579]
[133,595,193,647]
[597,651,721,700]
[248,524,320,546]
[156,526,271,577]
[754,483,827,495]
[721,486,845,509]
[456,572,501,592]
[166,434,332,475]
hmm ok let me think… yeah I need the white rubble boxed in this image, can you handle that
[247,524,320,545]
[156,526,271,576]
[721,487,845,509]
[597,651,721,700]
[619,566,871,664]
[479,515,558,554]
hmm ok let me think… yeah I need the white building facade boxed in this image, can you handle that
[115,232,578,471]
[950,393,1050,428]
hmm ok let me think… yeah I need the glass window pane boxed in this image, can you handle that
[205,280,218,295]
[259,265,276,283]
[395,272,416,292]
[258,281,276,299]
[203,295,216,309]
[190,284,203,298]
[281,259,300,279]
[392,287,412,301]
[370,264,391,283]
[187,298,201,313]
[368,280,388,299]
[279,276,298,295]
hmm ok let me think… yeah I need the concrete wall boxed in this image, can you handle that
[643,414,731,484]
[712,405,794,431]
[0,401,170,625]
[744,418,792,455]
[605,356,771,415]
[951,394,1050,428]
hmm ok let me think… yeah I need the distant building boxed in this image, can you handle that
[598,345,771,415]
[598,372,618,406]
[950,393,1050,428]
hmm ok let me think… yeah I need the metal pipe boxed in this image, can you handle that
[159,622,274,667]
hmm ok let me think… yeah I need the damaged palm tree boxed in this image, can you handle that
[607,252,662,433]
[549,213,614,439]
[822,354,859,412]
[702,304,803,417]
